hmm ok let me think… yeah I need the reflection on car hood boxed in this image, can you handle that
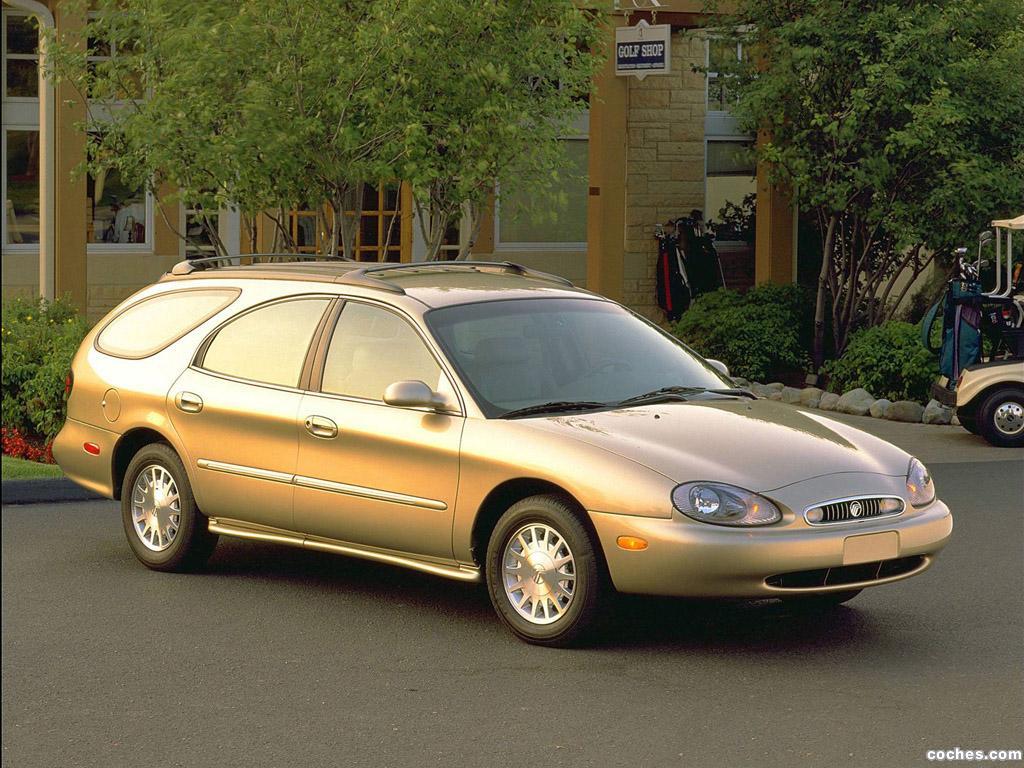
[525,398,910,492]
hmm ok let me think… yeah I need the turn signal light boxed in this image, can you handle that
[83,442,101,455]
[616,536,649,551]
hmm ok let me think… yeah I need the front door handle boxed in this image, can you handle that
[175,391,203,413]
[304,415,338,439]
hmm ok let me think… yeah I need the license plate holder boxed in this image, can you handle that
[843,531,899,565]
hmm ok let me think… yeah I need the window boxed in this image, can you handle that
[3,129,39,245]
[183,204,219,259]
[96,289,240,359]
[86,165,150,247]
[321,302,443,401]
[4,12,38,99]
[705,140,756,244]
[201,298,330,387]
[707,39,743,113]
[496,138,588,249]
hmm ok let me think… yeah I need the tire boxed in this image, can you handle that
[485,494,606,647]
[977,387,1024,448]
[782,589,862,611]
[121,443,217,572]
[957,408,979,435]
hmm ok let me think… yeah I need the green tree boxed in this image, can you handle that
[710,0,1024,367]
[388,0,604,260]
[47,0,604,262]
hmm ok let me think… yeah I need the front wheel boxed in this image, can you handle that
[485,495,607,647]
[121,443,217,572]
[977,387,1024,447]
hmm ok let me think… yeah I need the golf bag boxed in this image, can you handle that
[655,224,690,322]
[676,212,724,298]
[922,278,984,382]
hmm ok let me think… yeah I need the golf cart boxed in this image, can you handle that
[926,214,1024,447]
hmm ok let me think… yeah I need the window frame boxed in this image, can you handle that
[307,297,464,415]
[3,10,40,103]
[2,125,42,251]
[193,294,336,391]
[704,136,757,246]
[84,159,155,253]
[705,37,744,115]
[493,111,590,252]
[94,286,241,360]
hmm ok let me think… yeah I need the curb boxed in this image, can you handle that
[1,478,104,506]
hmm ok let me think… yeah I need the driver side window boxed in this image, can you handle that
[321,302,444,401]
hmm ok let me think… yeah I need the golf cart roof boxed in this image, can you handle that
[991,214,1024,230]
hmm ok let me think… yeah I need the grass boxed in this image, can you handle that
[2,455,63,481]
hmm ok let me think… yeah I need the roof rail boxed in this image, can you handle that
[169,253,353,276]
[346,260,575,287]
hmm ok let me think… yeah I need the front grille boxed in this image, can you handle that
[804,496,904,525]
[765,556,926,589]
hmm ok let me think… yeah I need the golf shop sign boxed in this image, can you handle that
[615,20,671,79]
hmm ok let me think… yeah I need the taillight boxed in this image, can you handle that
[65,371,74,397]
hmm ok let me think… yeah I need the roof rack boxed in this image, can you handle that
[169,253,353,276]
[343,260,575,288]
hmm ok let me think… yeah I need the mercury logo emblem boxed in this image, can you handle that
[849,501,863,518]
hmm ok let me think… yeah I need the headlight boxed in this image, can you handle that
[672,482,782,526]
[906,457,935,507]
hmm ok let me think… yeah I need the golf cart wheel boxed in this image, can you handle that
[956,409,979,434]
[977,387,1024,447]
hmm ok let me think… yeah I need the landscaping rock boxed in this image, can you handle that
[836,388,876,416]
[886,400,925,423]
[764,382,785,393]
[749,382,769,398]
[818,392,840,411]
[869,399,892,419]
[731,376,750,389]
[780,386,803,404]
[923,399,953,425]
[951,413,961,427]
[799,387,824,408]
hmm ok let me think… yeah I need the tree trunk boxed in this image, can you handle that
[812,213,839,371]
[338,183,363,261]
[456,200,483,261]
[325,193,342,260]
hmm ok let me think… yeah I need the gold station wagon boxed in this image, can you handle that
[55,258,953,645]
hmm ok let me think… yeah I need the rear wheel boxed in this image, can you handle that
[121,443,217,572]
[977,387,1024,447]
[956,408,979,434]
[781,589,862,611]
[485,494,606,647]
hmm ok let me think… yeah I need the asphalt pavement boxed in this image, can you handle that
[3,423,1022,768]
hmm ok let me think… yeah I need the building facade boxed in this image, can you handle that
[2,1,795,324]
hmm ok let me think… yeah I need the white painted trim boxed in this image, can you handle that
[4,0,54,298]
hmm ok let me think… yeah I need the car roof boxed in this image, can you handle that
[159,258,596,308]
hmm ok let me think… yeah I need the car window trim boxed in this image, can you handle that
[310,295,466,416]
[94,286,242,360]
[193,293,335,389]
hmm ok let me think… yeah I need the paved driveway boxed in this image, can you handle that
[2,420,1022,768]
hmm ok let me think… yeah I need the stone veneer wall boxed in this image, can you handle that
[621,30,707,323]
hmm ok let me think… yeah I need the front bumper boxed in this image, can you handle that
[589,499,952,598]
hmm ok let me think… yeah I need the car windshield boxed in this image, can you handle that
[425,298,731,417]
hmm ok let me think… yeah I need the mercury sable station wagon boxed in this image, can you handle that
[54,258,953,646]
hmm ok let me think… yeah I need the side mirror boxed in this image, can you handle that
[383,380,448,411]
[707,359,730,378]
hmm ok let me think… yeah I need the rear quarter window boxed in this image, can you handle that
[96,288,241,359]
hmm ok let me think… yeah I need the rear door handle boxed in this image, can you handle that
[175,391,203,413]
[304,415,338,439]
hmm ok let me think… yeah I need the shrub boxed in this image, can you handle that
[2,296,89,459]
[822,321,938,402]
[671,283,813,382]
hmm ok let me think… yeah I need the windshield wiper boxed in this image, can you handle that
[500,400,610,419]
[617,386,756,407]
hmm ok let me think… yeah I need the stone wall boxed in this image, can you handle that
[622,30,707,323]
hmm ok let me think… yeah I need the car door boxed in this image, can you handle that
[168,295,334,531]
[293,299,464,560]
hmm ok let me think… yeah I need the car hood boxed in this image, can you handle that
[524,398,911,492]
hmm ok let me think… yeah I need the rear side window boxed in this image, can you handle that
[200,297,331,387]
[96,288,240,358]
